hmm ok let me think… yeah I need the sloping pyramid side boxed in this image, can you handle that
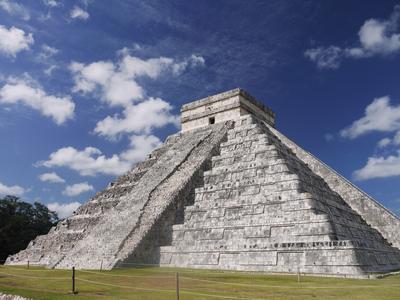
[6,122,233,269]
[159,115,400,277]
[268,126,400,249]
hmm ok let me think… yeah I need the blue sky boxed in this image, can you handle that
[1,0,400,218]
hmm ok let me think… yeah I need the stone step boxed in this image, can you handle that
[219,140,275,156]
[211,148,279,168]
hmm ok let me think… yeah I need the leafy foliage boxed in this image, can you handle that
[0,195,58,262]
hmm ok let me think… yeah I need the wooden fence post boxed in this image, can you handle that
[72,266,77,294]
[297,267,300,283]
[176,272,180,300]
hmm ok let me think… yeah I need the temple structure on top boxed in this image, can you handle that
[181,88,275,132]
[6,88,400,278]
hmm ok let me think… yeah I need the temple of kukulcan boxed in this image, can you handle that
[6,88,400,278]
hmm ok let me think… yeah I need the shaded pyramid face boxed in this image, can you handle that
[160,115,400,276]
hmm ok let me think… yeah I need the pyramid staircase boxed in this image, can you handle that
[6,122,233,269]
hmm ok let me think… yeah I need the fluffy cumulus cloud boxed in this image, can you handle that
[70,6,89,20]
[340,96,400,139]
[305,5,400,69]
[0,77,75,125]
[47,201,81,219]
[94,98,179,138]
[0,180,25,196]
[0,0,30,20]
[38,146,130,176]
[0,25,34,57]
[341,96,400,180]
[69,54,203,108]
[38,172,65,183]
[70,51,203,139]
[37,134,161,176]
[354,151,400,180]
[120,134,162,163]
[62,182,94,196]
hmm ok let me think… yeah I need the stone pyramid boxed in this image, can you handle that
[6,89,400,277]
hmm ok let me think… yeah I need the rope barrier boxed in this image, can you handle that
[76,277,270,300]
[0,271,69,280]
[180,275,400,289]
[76,277,175,294]
[0,266,56,272]
[78,269,172,279]
[1,264,400,300]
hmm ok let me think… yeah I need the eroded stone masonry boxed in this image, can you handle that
[6,88,400,277]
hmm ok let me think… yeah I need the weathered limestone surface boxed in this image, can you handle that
[160,115,400,276]
[6,88,400,277]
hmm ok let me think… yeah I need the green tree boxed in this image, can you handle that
[0,195,58,262]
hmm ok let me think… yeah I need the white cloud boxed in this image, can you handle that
[306,5,400,68]
[0,0,30,20]
[171,54,205,75]
[340,96,400,139]
[39,172,65,183]
[70,53,204,109]
[44,65,58,76]
[39,44,58,59]
[47,201,81,218]
[0,25,34,57]
[62,182,94,196]
[43,0,59,7]
[71,56,171,107]
[0,77,75,125]
[120,134,162,162]
[377,137,392,148]
[393,131,400,145]
[0,1,29,19]
[354,151,400,180]
[70,51,202,139]
[70,6,89,20]
[38,134,161,176]
[38,146,130,176]
[94,98,179,138]
[377,131,400,148]
[0,181,25,196]
[304,46,343,69]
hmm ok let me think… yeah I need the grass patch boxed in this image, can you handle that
[0,265,399,300]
